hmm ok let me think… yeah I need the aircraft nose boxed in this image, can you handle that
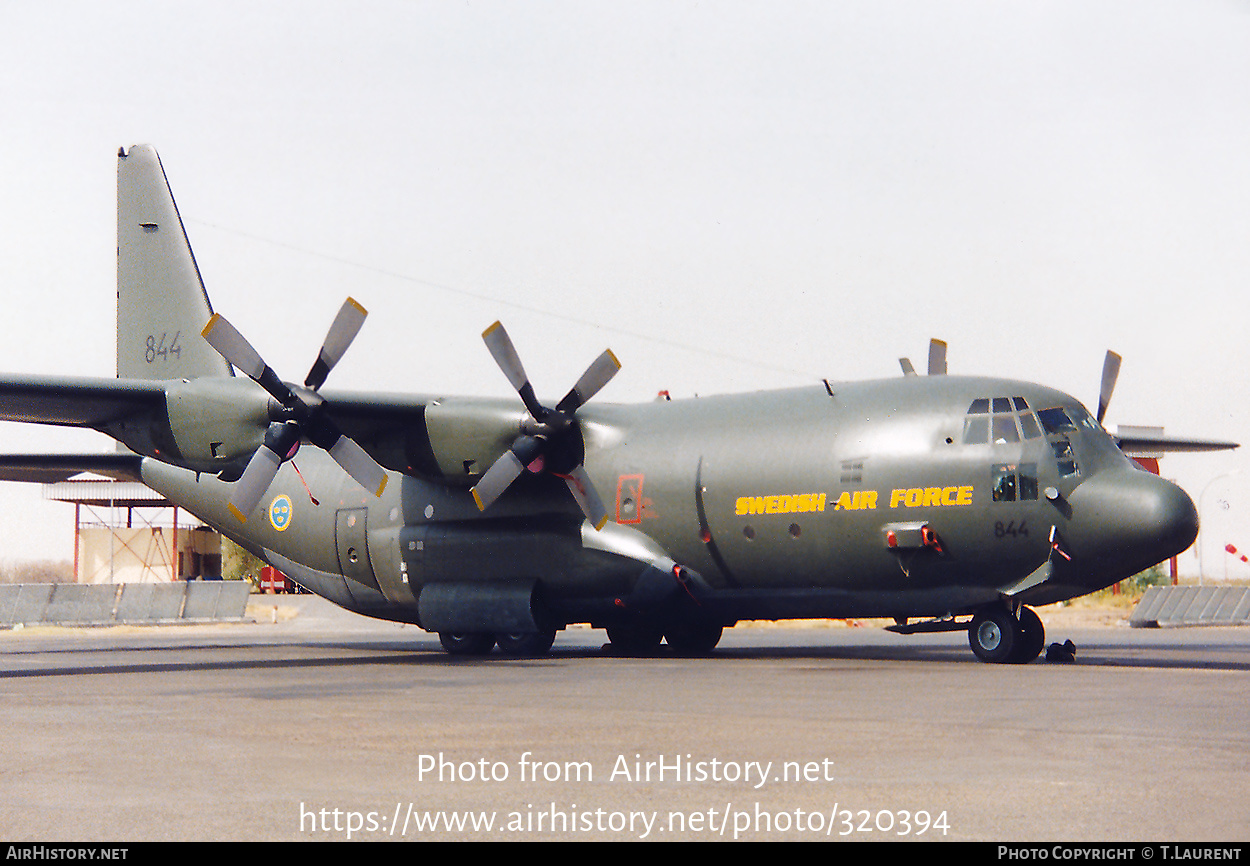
[1065,470,1199,576]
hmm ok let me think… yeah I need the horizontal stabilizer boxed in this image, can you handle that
[0,453,144,483]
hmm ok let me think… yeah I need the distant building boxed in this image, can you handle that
[43,479,222,583]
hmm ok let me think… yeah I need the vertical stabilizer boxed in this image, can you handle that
[117,145,232,381]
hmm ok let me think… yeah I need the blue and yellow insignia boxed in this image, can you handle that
[268,494,294,532]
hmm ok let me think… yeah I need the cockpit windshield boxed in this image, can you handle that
[963,396,1044,446]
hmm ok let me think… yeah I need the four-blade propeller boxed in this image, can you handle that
[900,338,948,376]
[471,321,619,530]
[201,297,388,522]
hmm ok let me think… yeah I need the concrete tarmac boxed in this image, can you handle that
[0,597,1246,842]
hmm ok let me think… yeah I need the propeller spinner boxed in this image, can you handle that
[201,297,388,522]
[471,321,618,530]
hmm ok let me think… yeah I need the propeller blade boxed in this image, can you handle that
[482,321,547,420]
[326,433,389,497]
[201,313,293,403]
[899,357,917,376]
[562,464,609,530]
[927,339,947,376]
[304,413,388,497]
[1097,350,1122,425]
[556,349,621,413]
[227,445,283,523]
[305,297,368,390]
[471,449,526,512]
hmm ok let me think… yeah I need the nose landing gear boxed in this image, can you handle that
[968,605,1045,664]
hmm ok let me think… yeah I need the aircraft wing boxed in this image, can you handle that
[1114,432,1240,454]
[319,391,519,480]
[317,390,435,435]
[0,373,512,484]
[0,374,167,427]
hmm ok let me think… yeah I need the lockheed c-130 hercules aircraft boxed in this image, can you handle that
[0,146,1237,662]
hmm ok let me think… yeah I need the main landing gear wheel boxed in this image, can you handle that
[664,622,724,655]
[1009,606,1045,664]
[605,623,664,656]
[439,632,496,656]
[968,607,1018,664]
[495,631,557,658]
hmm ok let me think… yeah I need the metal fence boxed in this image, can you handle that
[0,582,250,627]
[1129,585,1250,627]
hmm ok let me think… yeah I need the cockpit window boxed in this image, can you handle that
[1018,413,1042,440]
[963,416,989,445]
[991,415,1020,443]
[1037,407,1076,434]
[1067,403,1099,431]
[964,396,1042,444]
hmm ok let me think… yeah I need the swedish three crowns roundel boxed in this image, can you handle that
[268,494,294,532]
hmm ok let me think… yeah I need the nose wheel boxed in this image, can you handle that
[968,605,1045,664]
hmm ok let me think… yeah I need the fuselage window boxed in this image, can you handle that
[1018,462,1039,500]
[992,464,1018,502]
[1050,439,1078,477]
[993,462,1039,503]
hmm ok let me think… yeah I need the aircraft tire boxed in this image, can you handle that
[664,622,724,655]
[968,607,1018,663]
[495,630,557,657]
[439,632,497,656]
[1009,607,1045,664]
[606,623,664,656]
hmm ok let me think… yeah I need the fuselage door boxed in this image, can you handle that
[335,507,377,588]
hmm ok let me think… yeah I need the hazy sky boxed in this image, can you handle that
[0,0,1247,577]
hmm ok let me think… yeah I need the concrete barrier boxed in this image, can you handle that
[1130,585,1250,628]
[0,582,251,627]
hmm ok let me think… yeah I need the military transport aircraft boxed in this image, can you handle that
[0,145,1237,662]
